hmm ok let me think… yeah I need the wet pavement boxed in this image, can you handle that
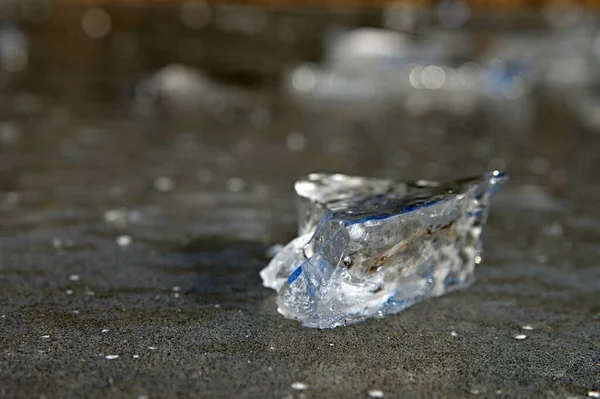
[0,5,599,398]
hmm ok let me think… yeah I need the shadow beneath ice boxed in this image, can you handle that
[155,235,286,310]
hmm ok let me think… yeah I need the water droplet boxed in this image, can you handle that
[154,177,174,192]
[226,177,246,193]
[116,235,132,247]
[521,325,534,331]
[291,382,308,391]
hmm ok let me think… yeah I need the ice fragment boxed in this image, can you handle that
[260,171,506,328]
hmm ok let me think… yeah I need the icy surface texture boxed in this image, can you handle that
[260,172,507,329]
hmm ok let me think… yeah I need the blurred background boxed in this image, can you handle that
[1,0,599,241]
[1,1,600,398]
[1,0,599,242]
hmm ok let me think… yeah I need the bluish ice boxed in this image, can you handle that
[260,172,507,329]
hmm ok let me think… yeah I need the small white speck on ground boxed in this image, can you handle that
[103,208,127,226]
[214,304,221,308]
[468,388,480,395]
[105,355,119,360]
[172,286,181,292]
[132,355,140,359]
[52,238,62,249]
[41,335,50,339]
[495,389,502,394]
[137,395,149,399]
[536,254,548,264]
[116,235,132,247]
[65,289,74,295]
[514,334,527,340]
[72,310,79,314]
[521,325,534,331]
[329,343,334,346]
[588,391,600,398]
[450,330,458,337]
[247,360,251,363]
[85,290,95,296]
[101,329,108,333]
[226,177,246,193]
[173,293,180,298]
[154,176,174,192]
[368,389,384,398]
[291,382,308,391]
[68,274,80,281]
[270,346,274,350]
[1,315,5,318]
[542,221,563,237]
[148,346,157,350]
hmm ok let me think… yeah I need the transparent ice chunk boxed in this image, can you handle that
[260,171,507,329]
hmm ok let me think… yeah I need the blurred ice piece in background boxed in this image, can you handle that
[0,23,28,76]
[484,30,599,89]
[480,59,534,130]
[287,27,459,105]
[135,64,245,116]
[285,27,531,127]
[481,34,545,85]
[325,28,407,70]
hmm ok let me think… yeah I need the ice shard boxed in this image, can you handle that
[260,171,507,328]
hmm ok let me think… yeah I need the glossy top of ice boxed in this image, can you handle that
[296,171,506,224]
